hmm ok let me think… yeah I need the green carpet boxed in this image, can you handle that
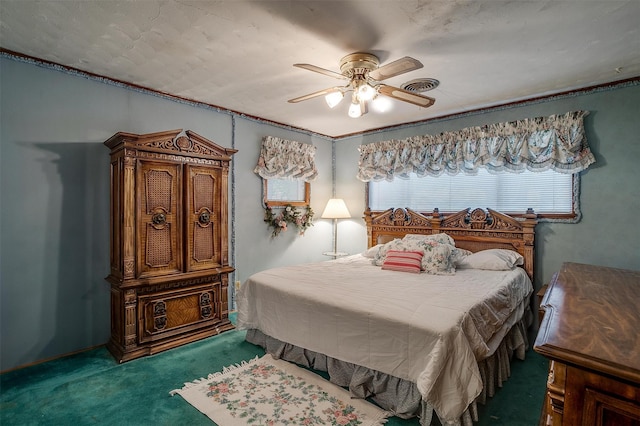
[1,314,547,425]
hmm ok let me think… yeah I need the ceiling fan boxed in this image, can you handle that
[288,52,436,118]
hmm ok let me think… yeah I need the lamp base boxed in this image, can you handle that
[322,251,349,258]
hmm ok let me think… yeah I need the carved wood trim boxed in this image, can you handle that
[365,207,537,281]
[123,156,136,279]
[124,289,137,347]
[104,129,236,363]
[105,129,237,157]
[135,275,221,294]
[130,149,223,166]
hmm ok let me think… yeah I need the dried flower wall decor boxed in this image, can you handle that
[264,204,314,237]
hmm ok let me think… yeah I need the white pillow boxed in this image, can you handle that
[451,248,473,266]
[456,249,524,270]
[362,244,384,258]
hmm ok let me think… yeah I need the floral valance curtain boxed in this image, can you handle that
[254,136,318,182]
[357,110,595,182]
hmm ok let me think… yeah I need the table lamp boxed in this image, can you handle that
[321,198,351,256]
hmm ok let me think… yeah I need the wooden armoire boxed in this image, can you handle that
[104,129,237,363]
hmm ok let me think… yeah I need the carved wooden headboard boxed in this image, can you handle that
[364,207,537,282]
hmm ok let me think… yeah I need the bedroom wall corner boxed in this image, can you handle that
[0,56,235,371]
[230,119,334,293]
[333,136,369,257]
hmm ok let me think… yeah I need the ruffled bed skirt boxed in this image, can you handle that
[245,306,533,426]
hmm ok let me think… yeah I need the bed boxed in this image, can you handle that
[237,207,537,425]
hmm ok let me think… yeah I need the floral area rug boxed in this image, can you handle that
[170,354,389,425]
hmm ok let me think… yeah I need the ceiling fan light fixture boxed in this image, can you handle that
[348,101,362,118]
[357,83,376,102]
[371,96,392,113]
[325,91,344,108]
[289,52,436,118]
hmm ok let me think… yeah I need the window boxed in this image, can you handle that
[368,169,578,220]
[263,178,310,207]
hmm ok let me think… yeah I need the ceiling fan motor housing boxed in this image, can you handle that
[339,52,380,78]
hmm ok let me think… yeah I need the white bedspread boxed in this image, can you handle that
[236,254,532,422]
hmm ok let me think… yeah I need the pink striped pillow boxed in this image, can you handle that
[381,250,424,273]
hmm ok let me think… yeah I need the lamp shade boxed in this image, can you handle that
[371,96,392,113]
[325,91,344,108]
[357,83,376,101]
[348,101,362,118]
[321,198,351,219]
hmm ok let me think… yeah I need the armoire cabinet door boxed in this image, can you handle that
[185,165,222,271]
[137,160,182,278]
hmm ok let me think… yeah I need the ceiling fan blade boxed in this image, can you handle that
[288,87,343,103]
[293,64,348,80]
[378,84,436,108]
[368,57,423,81]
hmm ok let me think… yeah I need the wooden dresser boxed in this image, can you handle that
[104,129,237,363]
[534,262,640,425]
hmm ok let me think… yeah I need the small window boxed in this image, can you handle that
[368,169,578,221]
[263,178,310,207]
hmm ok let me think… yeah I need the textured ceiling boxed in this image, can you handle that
[1,0,639,138]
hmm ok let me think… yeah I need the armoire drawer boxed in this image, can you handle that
[137,283,220,343]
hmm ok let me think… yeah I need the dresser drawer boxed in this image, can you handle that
[137,282,221,343]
